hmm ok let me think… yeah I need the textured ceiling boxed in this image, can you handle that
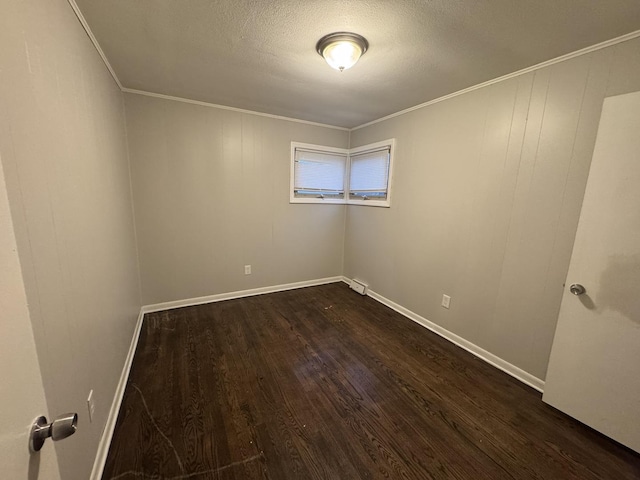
[74,0,640,128]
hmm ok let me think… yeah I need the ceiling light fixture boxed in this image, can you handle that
[316,32,369,72]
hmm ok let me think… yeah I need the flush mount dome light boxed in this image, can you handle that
[316,32,369,72]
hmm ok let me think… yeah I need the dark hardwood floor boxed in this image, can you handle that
[102,283,640,479]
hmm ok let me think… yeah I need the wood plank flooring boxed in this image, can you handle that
[102,283,640,479]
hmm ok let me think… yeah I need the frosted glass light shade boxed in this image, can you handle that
[316,33,369,72]
[322,41,362,71]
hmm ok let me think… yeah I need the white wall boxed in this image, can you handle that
[0,0,141,478]
[2,3,638,477]
[125,37,640,382]
[346,37,640,381]
[125,93,349,305]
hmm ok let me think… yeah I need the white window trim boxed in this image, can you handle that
[347,138,395,208]
[289,139,395,207]
[290,142,349,204]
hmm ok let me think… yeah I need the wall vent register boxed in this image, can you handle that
[350,279,368,295]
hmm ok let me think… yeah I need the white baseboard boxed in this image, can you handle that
[91,274,542,479]
[341,276,545,392]
[90,275,344,480]
[90,308,145,480]
[142,276,344,314]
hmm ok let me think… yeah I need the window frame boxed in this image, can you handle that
[289,142,349,205]
[289,138,395,207]
[347,138,395,208]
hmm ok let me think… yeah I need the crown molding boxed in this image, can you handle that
[121,89,350,131]
[351,29,640,131]
[66,0,122,89]
[65,0,640,133]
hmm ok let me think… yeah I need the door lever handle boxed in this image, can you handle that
[569,284,586,296]
[29,413,78,453]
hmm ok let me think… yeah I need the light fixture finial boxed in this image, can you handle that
[316,32,369,72]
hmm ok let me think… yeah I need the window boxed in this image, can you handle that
[290,143,348,204]
[348,140,394,207]
[290,139,395,207]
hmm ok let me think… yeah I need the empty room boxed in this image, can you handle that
[1,1,640,479]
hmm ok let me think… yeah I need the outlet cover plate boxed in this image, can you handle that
[442,294,451,309]
[87,389,95,423]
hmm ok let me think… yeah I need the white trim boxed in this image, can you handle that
[142,276,344,313]
[340,276,545,392]
[351,29,640,131]
[90,275,543,479]
[289,198,346,205]
[62,1,640,132]
[66,0,123,89]
[347,138,395,208]
[90,276,344,479]
[289,139,396,207]
[290,142,349,205]
[90,308,145,480]
[122,89,350,131]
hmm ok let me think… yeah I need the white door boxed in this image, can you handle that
[543,91,640,453]
[0,159,60,479]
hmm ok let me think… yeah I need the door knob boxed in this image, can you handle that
[569,283,586,296]
[29,413,78,453]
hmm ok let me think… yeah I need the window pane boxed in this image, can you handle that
[294,149,346,196]
[349,148,390,197]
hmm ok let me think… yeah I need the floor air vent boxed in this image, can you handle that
[350,279,368,295]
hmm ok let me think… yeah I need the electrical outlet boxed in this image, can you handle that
[87,389,96,423]
[244,265,252,275]
[441,294,451,309]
